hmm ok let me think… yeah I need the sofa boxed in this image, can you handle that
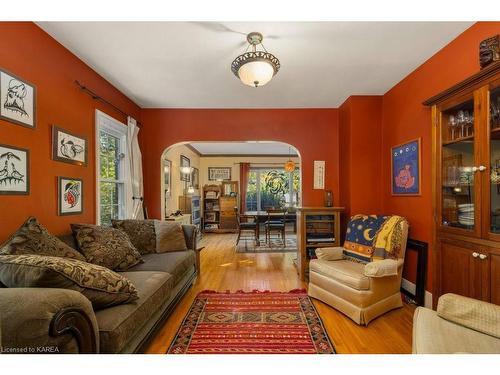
[413,293,500,354]
[0,224,199,354]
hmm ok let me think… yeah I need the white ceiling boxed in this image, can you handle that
[189,141,298,156]
[37,22,473,108]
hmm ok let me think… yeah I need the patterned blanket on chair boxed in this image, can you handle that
[343,214,406,263]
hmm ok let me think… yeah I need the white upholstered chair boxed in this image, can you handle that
[308,218,408,325]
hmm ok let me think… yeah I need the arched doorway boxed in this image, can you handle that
[159,141,302,222]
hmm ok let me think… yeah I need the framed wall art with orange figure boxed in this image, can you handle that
[391,138,421,196]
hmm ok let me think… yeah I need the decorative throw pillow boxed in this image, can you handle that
[154,220,188,253]
[112,219,156,255]
[0,217,85,261]
[0,254,138,309]
[71,224,143,271]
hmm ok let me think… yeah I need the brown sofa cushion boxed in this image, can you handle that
[71,224,143,271]
[95,271,174,353]
[154,221,187,253]
[111,220,156,255]
[0,217,85,261]
[0,254,138,309]
[128,250,196,285]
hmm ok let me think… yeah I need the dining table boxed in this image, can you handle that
[243,210,297,233]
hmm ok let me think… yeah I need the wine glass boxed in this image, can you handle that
[457,110,465,138]
[449,115,456,140]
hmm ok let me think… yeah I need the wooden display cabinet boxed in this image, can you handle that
[425,61,500,307]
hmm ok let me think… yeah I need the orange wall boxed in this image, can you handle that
[140,109,340,219]
[381,22,500,291]
[339,96,383,220]
[0,22,141,242]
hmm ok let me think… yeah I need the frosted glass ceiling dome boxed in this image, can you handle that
[231,32,280,88]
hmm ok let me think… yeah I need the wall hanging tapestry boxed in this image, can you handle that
[168,289,335,354]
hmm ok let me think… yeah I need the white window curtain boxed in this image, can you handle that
[126,116,144,219]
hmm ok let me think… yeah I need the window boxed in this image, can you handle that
[245,168,300,211]
[96,111,128,225]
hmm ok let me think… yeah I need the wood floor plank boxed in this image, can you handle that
[144,233,415,354]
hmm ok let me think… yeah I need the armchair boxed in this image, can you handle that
[308,215,408,325]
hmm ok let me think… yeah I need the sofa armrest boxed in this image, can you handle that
[315,247,344,261]
[363,258,404,278]
[437,293,500,339]
[182,224,197,251]
[182,224,200,274]
[0,288,99,353]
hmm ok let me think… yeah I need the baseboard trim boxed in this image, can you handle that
[402,278,433,309]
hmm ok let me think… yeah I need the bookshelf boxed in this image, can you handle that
[202,184,221,232]
[296,207,344,281]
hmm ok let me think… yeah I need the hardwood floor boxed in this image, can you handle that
[144,233,415,354]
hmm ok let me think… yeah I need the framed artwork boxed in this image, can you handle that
[191,167,199,189]
[208,167,231,181]
[52,125,88,166]
[163,159,172,198]
[180,155,190,182]
[58,176,83,215]
[391,138,421,196]
[0,144,29,195]
[313,160,325,189]
[0,68,36,128]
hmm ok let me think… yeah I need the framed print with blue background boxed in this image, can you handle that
[391,138,421,196]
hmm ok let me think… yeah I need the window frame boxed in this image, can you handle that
[95,110,130,225]
[247,167,300,211]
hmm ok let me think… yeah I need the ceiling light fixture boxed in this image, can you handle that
[231,32,280,88]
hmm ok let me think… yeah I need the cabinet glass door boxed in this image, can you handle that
[489,86,500,233]
[441,97,477,231]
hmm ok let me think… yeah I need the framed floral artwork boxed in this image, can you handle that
[391,138,421,196]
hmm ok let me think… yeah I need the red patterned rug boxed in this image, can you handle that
[167,289,335,354]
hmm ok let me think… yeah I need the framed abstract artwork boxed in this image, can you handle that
[0,144,29,195]
[52,125,88,166]
[391,138,421,196]
[208,167,231,181]
[0,68,36,128]
[58,176,83,215]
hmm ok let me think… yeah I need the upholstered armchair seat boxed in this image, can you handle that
[308,215,408,325]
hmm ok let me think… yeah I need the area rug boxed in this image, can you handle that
[167,289,335,354]
[235,234,297,253]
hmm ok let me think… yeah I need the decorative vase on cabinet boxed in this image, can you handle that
[425,62,500,307]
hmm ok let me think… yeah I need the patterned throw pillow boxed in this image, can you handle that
[71,224,143,271]
[0,254,138,309]
[111,219,156,255]
[0,217,85,261]
[154,220,188,253]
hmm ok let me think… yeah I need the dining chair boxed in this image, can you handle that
[264,208,286,245]
[235,208,259,246]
